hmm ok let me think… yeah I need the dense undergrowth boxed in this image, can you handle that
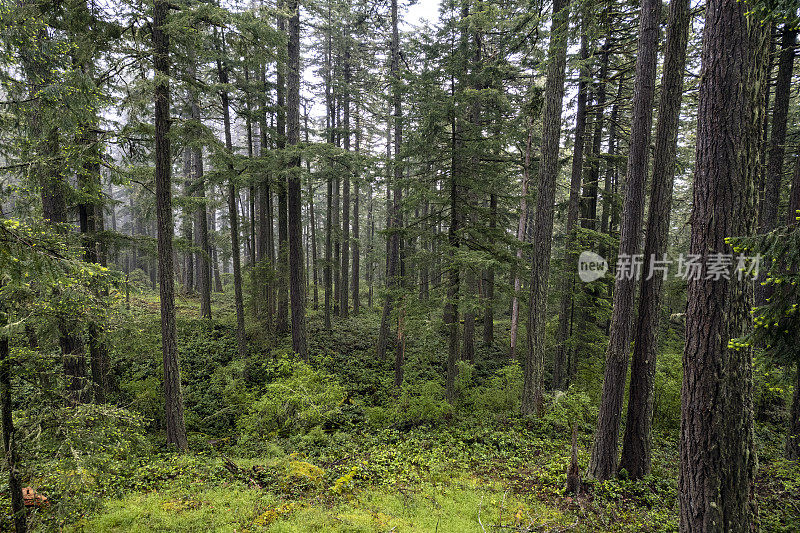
[2,286,799,531]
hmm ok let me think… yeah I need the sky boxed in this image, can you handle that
[405,0,442,27]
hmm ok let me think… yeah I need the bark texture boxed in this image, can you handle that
[619,0,691,480]
[679,1,767,528]
[521,0,570,416]
[589,0,660,481]
[153,0,188,451]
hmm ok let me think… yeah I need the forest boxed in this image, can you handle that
[0,0,799,530]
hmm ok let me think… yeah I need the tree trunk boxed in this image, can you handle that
[216,29,247,360]
[182,148,194,294]
[521,0,571,416]
[463,268,476,363]
[209,205,223,292]
[153,0,188,450]
[510,120,532,359]
[341,44,351,319]
[1,303,26,533]
[619,0,691,481]
[553,17,590,391]
[757,24,797,306]
[367,183,374,308]
[187,58,211,320]
[276,4,289,335]
[679,1,767,528]
[378,0,403,382]
[287,0,307,359]
[482,193,496,345]
[588,0,660,481]
[352,98,361,315]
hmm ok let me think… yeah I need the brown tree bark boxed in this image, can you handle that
[340,43,352,319]
[377,0,402,372]
[679,0,767,528]
[216,29,247,360]
[187,58,211,320]
[276,4,289,335]
[618,0,691,481]
[287,0,307,359]
[482,193,496,345]
[757,24,797,307]
[521,0,570,416]
[1,302,26,533]
[153,0,188,450]
[352,98,362,315]
[509,120,532,359]
[588,0,660,481]
[553,16,590,391]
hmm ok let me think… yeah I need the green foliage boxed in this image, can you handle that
[238,359,346,447]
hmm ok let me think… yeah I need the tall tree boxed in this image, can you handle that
[0,290,26,533]
[377,0,402,370]
[521,0,570,416]
[757,24,797,308]
[215,28,247,360]
[589,0,660,481]
[153,0,188,451]
[287,0,307,359]
[618,0,691,480]
[340,40,352,319]
[553,13,590,391]
[276,3,290,335]
[679,0,768,527]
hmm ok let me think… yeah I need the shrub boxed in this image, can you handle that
[394,380,453,427]
[472,363,523,416]
[238,360,346,448]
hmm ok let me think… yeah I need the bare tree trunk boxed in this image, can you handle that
[352,98,361,315]
[757,24,797,306]
[589,0,660,480]
[619,0,690,481]
[463,268,476,362]
[340,44,351,319]
[553,17,590,391]
[378,0,403,379]
[482,193,496,345]
[367,183,374,308]
[0,301,26,533]
[286,0,307,359]
[209,204,223,292]
[182,148,194,294]
[679,1,767,528]
[154,0,188,450]
[276,4,289,335]
[521,0,570,416]
[216,28,247,360]
[509,121,532,359]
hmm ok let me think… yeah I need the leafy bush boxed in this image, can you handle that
[238,359,346,448]
[472,363,523,416]
[394,380,453,427]
[541,388,597,432]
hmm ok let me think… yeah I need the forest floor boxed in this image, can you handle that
[9,286,800,532]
